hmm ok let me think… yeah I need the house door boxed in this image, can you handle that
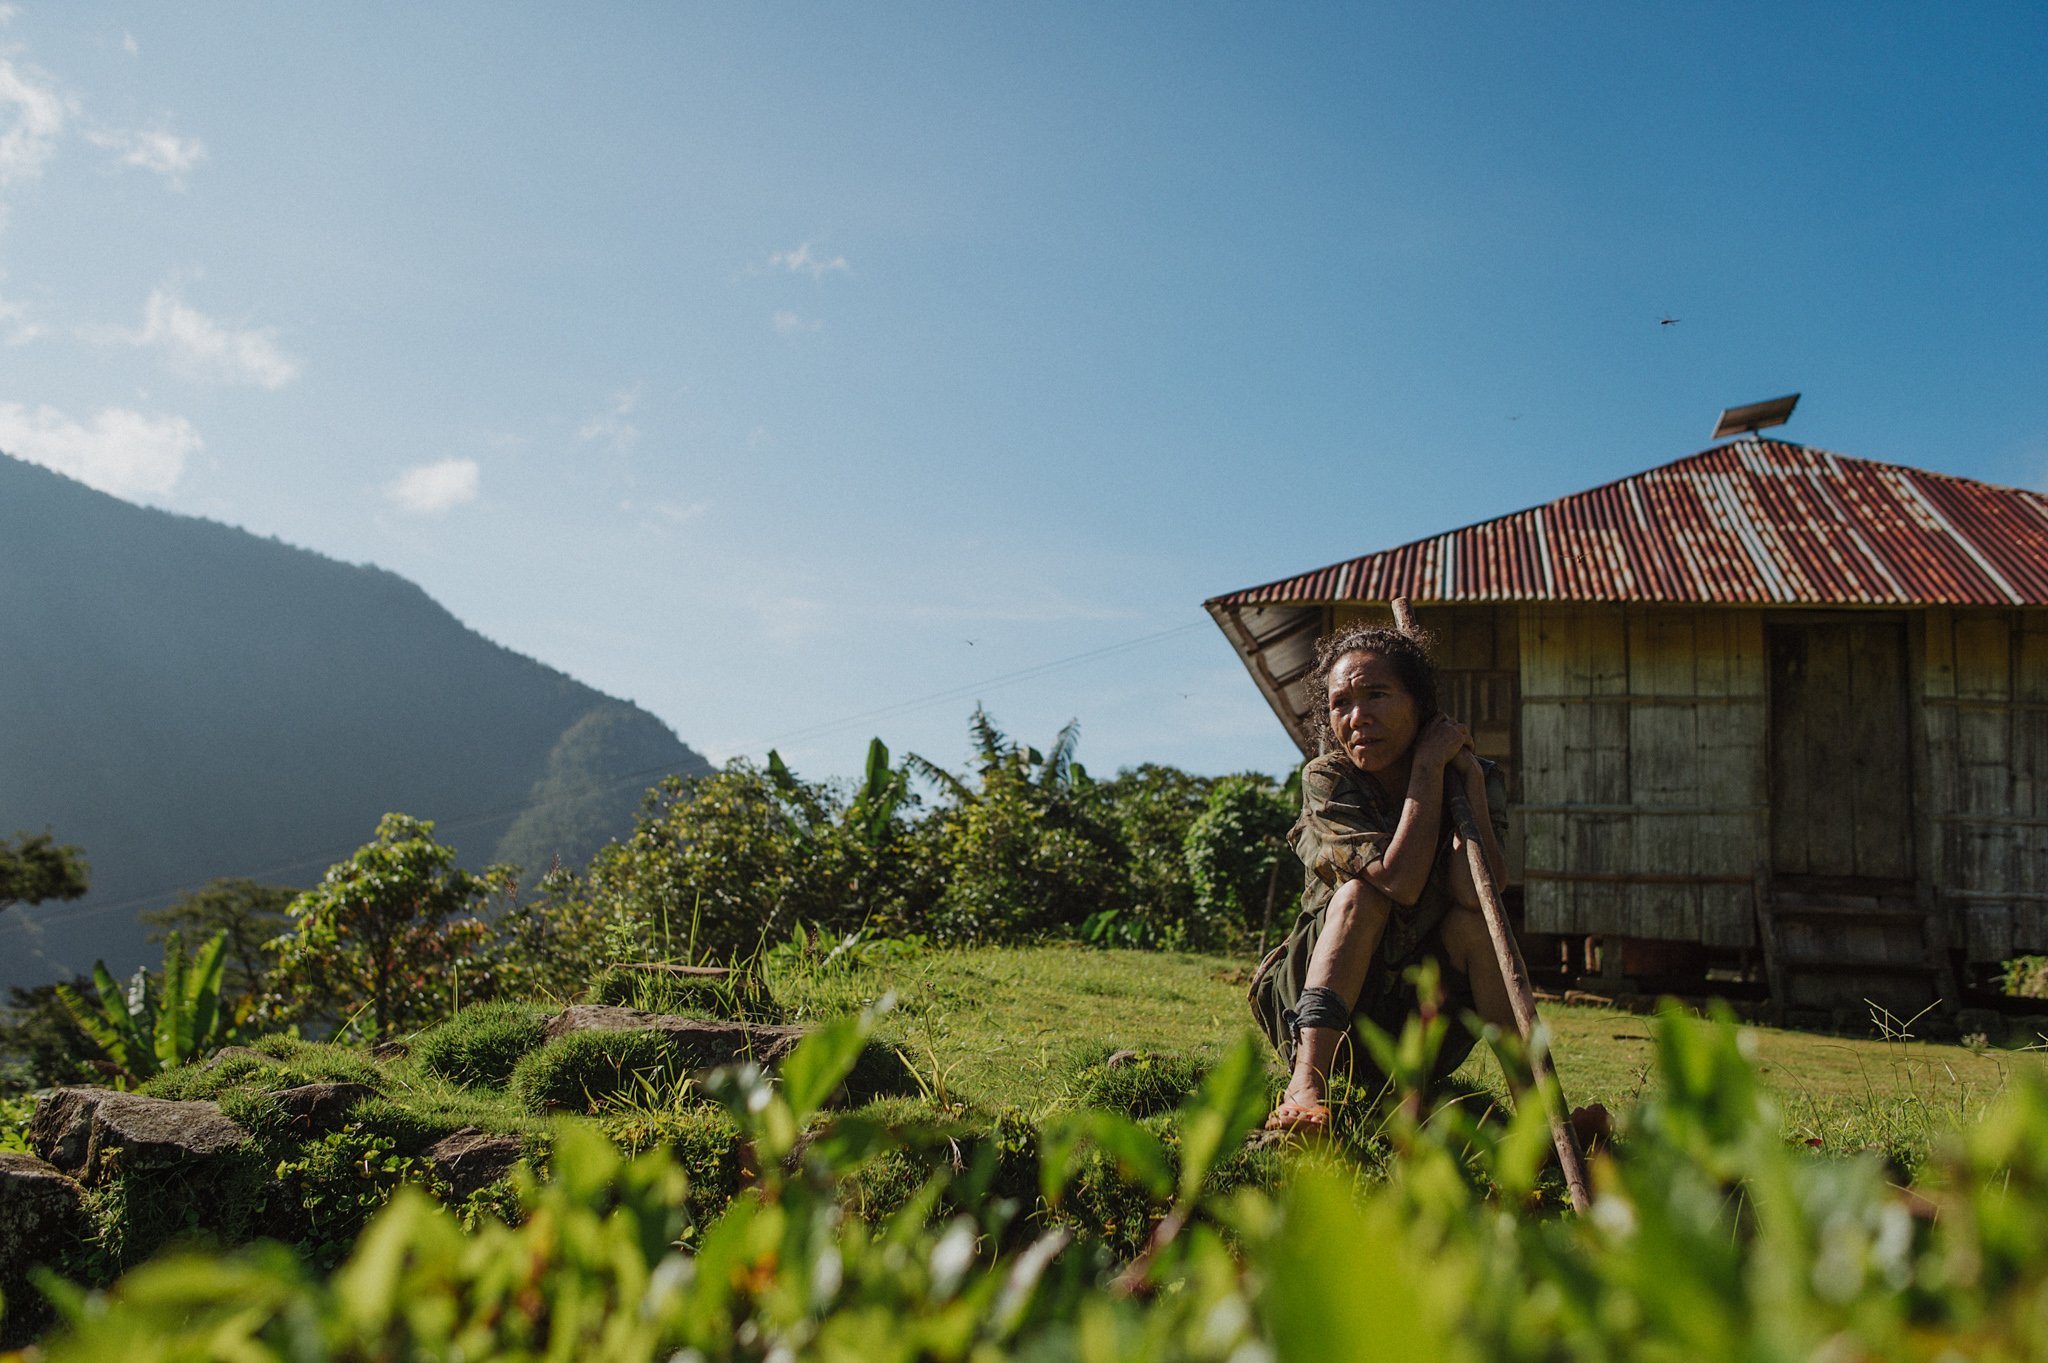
[1767,620,1915,886]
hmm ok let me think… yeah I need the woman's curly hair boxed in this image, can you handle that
[1307,623,1440,750]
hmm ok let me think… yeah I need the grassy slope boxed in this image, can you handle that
[77,945,2032,1174]
[773,943,2045,1158]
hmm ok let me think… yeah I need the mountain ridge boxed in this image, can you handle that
[0,453,710,987]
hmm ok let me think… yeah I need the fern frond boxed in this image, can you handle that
[1041,718,1082,787]
[903,752,974,804]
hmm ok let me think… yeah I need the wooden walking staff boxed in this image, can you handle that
[1389,596,1593,1213]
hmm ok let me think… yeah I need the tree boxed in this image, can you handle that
[586,764,825,966]
[491,860,620,1001]
[1183,777,1296,948]
[0,831,89,915]
[141,878,296,1003]
[907,709,1125,943]
[269,814,505,1039]
[0,977,106,1093]
[766,737,922,936]
[1093,764,1220,947]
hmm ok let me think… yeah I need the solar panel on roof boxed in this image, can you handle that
[1712,393,1800,439]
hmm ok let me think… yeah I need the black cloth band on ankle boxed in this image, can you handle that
[1285,985,1353,1044]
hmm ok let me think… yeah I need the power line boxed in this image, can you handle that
[706,620,1209,758]
[19,617,1215,932]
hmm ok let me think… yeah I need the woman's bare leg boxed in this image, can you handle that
[1440,904,1611,1148]
[1441,906,1516,1034]
[1285,878,1394,1108]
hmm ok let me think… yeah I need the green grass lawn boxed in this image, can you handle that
[39,942,2026,1183]
[772,942,2045,1164]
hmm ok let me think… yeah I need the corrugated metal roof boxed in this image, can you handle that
[1207,440,2048,607]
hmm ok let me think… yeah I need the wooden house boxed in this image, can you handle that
[1206,439,2048,1017]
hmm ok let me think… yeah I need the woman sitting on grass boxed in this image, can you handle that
[1251,623,1608,1142]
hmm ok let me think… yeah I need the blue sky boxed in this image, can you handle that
[2,3,2043,790]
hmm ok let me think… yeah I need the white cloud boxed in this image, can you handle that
[619,497,708,526]
[772,309,821,336]
[122,31,139,56]
[750,591,829,645]
[385,457,480,515]
[0,402,199,499]
[0,284,40,344]
[0,55,68,192]
[88,126,206,188]
[576,384,641,450]
[0,7,20,26]
[768,241,849,279]
[97,286,299,389]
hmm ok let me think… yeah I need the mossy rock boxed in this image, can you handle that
[590,966,782,1022]
[1052,1046,1208,1119]
[75,1141,274,1277]
[512,1015,919,1115]
[512,1030,696,1114]
[138,1040,388,1105]
[412,1002,550,1089]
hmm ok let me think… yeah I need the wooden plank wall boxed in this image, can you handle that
[1519,605,1767,946]
[1920,608,2048,960]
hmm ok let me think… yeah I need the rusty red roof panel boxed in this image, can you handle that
[1206,441,2048,608]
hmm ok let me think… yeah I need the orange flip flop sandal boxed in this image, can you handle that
[1263,1099,1332,1136]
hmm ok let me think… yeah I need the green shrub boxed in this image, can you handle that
[73,1143,271,1278]
[1183,776,1293,948]
[48,1005,2048,1362]
[268,1126,423,1270]
[411,1002,549,1088]
[589,966,781,1022]
[1091,765,1218,948]
[0,1092,34,1154]
[584,765,827,964]
[1053,1046,1209,1119]
[2004,955,2048,999]
[919,764,1124,943]
[596,1104,745,1227]
[510,1030,690,1114]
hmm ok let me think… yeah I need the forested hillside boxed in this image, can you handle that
[0,454,708,987]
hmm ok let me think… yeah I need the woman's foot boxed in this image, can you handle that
[1266,1025,1344,1136]
[1570,1102,1612,1155]
[1264,1095,1332,1135]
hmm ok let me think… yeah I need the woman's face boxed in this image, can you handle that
[1327,650,1420,775]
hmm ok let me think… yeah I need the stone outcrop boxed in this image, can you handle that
[0,1152,87,1264]
[29,1088,250,1182]
[427,1127,526,1196]
[272,1083,380,1135]
[204,1046,277,1070]
[543,1005,810,1070]
[0,1153,89,1346]
[540,1005,915,1106]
